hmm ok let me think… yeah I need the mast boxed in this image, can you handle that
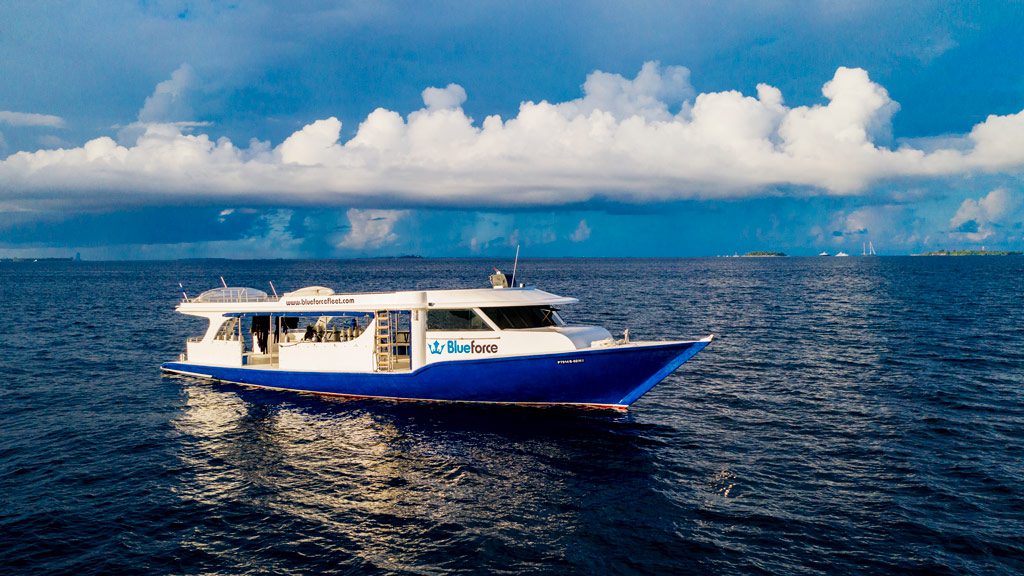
[510,244,520,287]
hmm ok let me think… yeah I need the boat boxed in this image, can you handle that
[161,271,713,410]
[818,251,829,256]
[835,251,849,257]
[862,241,877,256]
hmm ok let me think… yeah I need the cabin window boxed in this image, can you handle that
[279,315,373,343]
[480,306,564,329]
[427,309,492,331]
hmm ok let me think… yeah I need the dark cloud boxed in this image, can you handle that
[954,219,979,233]
[0,206,262,248]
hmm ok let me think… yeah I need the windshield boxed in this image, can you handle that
[480,306,563,329]
[427,309,492,331]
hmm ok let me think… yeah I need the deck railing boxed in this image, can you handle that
[185,287,272,303]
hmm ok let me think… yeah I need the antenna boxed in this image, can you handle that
[510,244,520,287]
[179,282,189,301]
[269,281,279,298]
[220,276,228,288]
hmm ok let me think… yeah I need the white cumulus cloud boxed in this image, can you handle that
[949,188,1019,242]
[278,117,345,166]
[338,208,407,249]
[138,63,198,123]
[116,64,205,145]
[555,61,693,121]
[2,62,1024,212]
[422,84,468,110]
[571,219,591,242]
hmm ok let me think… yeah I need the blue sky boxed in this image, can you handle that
[1,1,1023,258]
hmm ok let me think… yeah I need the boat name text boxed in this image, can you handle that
[285,297,356,306]
[429,340,499,355]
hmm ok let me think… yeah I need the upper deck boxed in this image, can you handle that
[177,286,578,317]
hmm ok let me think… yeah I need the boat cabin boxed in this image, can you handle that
[176,283,614,373]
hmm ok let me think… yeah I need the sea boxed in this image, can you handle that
[1,257,1022,575]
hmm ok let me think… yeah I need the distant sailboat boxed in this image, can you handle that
[862,241,877,256]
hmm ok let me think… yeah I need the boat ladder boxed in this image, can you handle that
[375,310,393,372]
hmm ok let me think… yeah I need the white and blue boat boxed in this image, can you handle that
[161,271,712,410]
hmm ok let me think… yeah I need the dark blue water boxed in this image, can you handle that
[2,257,1022,574]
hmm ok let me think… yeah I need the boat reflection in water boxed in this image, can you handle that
[170,381,684,572]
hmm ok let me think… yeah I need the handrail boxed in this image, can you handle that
[185,287,272,303]
[183,295,272,304]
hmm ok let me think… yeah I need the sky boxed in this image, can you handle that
[1,0,1023,258]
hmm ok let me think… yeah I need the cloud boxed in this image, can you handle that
[130,208,302,259]
[814,203,926,250]
[422,84,467,110]
[555,61,693,121]
[570,219,591,242]
[116,64,203,144]
[278,117,344,166]
[0,111,66,128]
[138,63,197,123]
[3,63,1024,212]
[337,208,407,249]
[254,209,301,250]
[949,188,1019,242]
[464,213,514,253]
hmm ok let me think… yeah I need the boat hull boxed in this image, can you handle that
[161,339,710,409]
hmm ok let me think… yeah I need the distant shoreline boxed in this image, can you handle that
[3,253,1024,262]
[0,257,74,262]
[913,250,1022,256]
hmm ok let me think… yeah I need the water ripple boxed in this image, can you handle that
[1,257,1022,574]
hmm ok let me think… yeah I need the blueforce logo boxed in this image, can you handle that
[428,340,499,355]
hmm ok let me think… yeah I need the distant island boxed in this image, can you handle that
[0,257,74,262]
[916,250,1022,256]
[742,251,787,257]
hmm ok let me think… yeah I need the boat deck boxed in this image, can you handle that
[242,353,412,371]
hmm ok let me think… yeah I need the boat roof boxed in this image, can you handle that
[178,286,578,315]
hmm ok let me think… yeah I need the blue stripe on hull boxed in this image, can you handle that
[161,340,709,407]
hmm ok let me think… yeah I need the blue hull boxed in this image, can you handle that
[161,340,710,409]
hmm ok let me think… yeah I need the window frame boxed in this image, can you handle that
[426,308,495,331]
[478,306,566,330]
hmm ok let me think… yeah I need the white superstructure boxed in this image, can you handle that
[178,284,613,373]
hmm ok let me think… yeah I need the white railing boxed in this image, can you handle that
[187,287,271,303]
